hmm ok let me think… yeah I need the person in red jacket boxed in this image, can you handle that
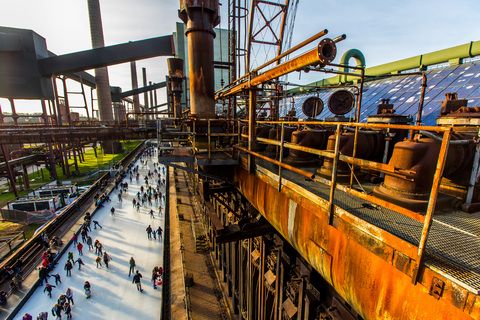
[76,242,83,256]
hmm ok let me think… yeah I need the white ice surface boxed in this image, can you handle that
[15,152,165,320]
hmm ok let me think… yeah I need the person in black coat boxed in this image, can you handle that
[132,271,143,292]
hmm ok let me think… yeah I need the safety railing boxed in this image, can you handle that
[235,119,479,283]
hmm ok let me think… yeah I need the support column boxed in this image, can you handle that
[22,165,30,190]
[1,145,18,197]
[248,88,257,173]
[142,67,149,119]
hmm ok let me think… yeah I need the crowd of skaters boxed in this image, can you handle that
[21,146,165,320]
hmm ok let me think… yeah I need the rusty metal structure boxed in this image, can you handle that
[0,1,480,320]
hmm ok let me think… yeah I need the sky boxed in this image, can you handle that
[0,0,479,115]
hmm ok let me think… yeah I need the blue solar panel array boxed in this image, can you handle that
[281,61,480,125]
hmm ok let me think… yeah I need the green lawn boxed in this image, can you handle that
[0,140,142,208]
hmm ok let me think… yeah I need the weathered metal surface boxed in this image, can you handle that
[234,167,479,320]
[179,0,219,119]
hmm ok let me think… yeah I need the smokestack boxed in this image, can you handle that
[87,0,113,122]
[130,61,140,116]
[179,0,220,119]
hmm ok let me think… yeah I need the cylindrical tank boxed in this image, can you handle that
[264,126,296,159]
[179,0,220,119]
[374,135,477,210]
[284,128,331,166]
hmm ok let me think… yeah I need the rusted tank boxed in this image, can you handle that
[283,128,331,166]
[241,124,273,152]
[317,130,386,179]
[264,126,296,158]
[374,134,477,210]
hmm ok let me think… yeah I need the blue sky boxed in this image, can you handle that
[0,0,479,114]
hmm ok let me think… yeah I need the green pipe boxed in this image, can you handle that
[289,40,480,94]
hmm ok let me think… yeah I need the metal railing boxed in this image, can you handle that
[232,119,478,283]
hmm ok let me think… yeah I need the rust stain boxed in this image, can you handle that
[235,167,478,320]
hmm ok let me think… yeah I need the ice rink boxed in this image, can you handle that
[14,149,165,319]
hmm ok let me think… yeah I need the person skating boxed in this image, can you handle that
[51,303,62,319]
[43,283,56,298]
[128,257,136,277]
[57,294,66,307]
[22,313,33,320]
[151,267,159,289]
[51,273,61,285]
[67,252,74,263]
[93,220,102,229]
[76,242,83,255]
[36,311,48,320]
[84,281,91,299]
[103,252,111,268]
[86,236,93,251]
[63,302,72,320]
[64,261,73,277]
[65,287,74,305]
[38,266,49,285]
[110,207,115,216]
[146,225,153,239]
[71,233,78,245]
[132,270,143,292]
[149,209,154,219]
[95,256,102,268]
[157,226,163,240]
[75,257,85,270]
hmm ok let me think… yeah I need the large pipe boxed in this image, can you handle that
[179,0,220,119]
[217,38,338,98]
[87,0,113,122]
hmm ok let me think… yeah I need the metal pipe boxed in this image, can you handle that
[328,124,341,224]
[236,145,315,180]
[416,72,427,126]
[217,38,338,98]
[179,0,220,119]
[252,29,329,73]
[419,130,473,144]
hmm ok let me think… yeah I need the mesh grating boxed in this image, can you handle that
[258,160,480,291]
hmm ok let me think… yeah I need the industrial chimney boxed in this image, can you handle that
[87,0,120,153]
[179,0,220,119]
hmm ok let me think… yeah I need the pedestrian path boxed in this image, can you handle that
[14,149,165,320]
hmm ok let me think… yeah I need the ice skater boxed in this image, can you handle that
[50,273,61,285]
[63,302,72,320]
[146,225,153,239]
[128,257,136,276]
[86,236,93,251]
[103,252,111,268]
[64,260,73,277]
[43,283,55,298]
[95,256,102,268]
[84,281,91,299]
[132,270,143,292]
[157,226,163,240]
[51,303,62,319]
[77,242,83,255]
[67,251,74,263]
[65,287,74,305]
[75,257,85,270]
[93,220,102,229]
